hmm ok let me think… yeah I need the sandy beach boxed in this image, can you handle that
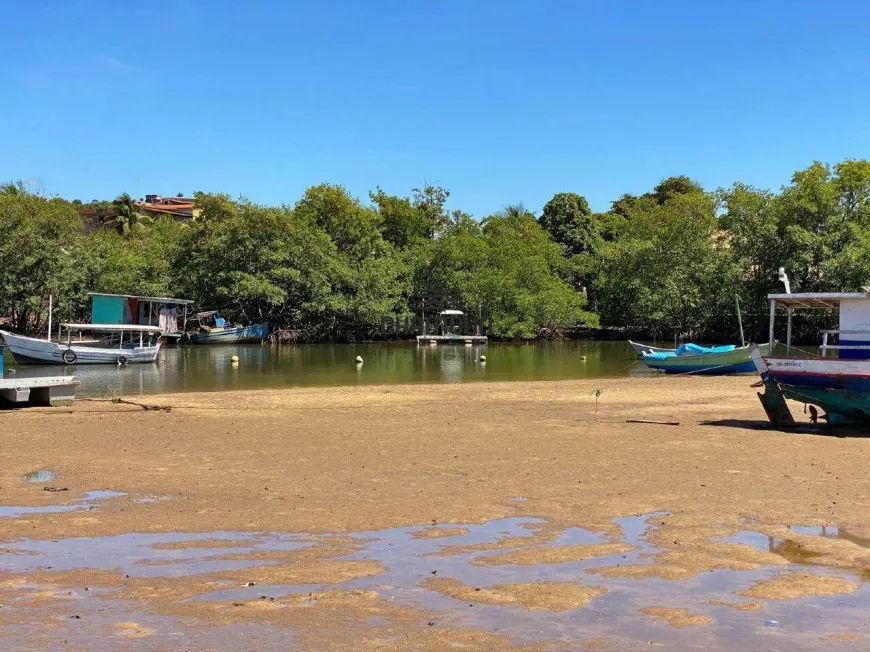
[2,376,869,650]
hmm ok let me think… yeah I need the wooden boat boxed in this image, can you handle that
[628,340,674,357]
[0,324,162,365]
[641,342,772,375]
[187,311,269,345]
[753,282,870,426]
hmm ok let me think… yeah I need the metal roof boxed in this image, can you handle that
[88,292,193,305]
[768,289,870,309]
[61,323,164,332]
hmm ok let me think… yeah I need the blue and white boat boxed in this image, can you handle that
[0,324,162,365]
[641,342,771,375]
[753,277,870,426]
[187,311,269,345]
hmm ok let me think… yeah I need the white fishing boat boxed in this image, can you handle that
[0,324,163,365]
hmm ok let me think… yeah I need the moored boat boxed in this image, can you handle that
[187,312,269,345]
[641,342,772,375]
[753,282,870,426]
[0,324,162,365]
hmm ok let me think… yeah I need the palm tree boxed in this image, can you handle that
[500,202,533,219]
[0,180,26,195]
[106,192,152,236]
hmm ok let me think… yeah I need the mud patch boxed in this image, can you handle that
[740,571,859,600]
[640,606,712,629]
[425,577,606,611]
[412,527,471,540]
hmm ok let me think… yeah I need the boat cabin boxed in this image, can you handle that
[767,287,870,360]
[88,293,193,341]
[193,311,230,333]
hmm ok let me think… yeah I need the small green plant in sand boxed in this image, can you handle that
[592,388,602,418]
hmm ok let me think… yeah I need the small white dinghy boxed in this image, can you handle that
[0,323,163,365]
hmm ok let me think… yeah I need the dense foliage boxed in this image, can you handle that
[2,159,870,342]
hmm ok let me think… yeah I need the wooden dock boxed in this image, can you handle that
[0,377,79,406]
[416,335,488,345]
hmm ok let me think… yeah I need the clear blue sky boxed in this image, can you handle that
[2,0,869,216]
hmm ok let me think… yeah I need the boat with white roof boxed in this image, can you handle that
[753,270,870,426]
[0,323,163,365]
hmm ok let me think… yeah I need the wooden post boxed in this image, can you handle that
[47,295,53,342]
[421,300,426,336]
[735,296,745,347]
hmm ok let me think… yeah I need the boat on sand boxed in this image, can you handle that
[754,278,870,426]
[640,342,772,375]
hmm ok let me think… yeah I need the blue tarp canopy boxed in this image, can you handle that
[644,343,736,361]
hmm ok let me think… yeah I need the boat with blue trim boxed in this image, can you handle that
[753,272,870,426]
[187,311,269,345]
[640,342,771,374]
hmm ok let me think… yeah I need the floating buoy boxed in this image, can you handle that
[355,355,363,364]
[231,355,239,363]
[479,355,487,362]
[580,355,587,361]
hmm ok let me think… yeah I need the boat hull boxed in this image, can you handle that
[188,323,269,345]
[779,384,870,425]
[754,352,870,426]
[0,331,160,365]
[762,357,870,392]
[642,343,771,375]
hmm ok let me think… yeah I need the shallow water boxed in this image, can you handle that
[4,341,657,397]
[0,491,125,518]
[23,470,56,483]
[1,509,866,649]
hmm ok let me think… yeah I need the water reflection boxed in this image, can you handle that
[23,470,56,483]
[4,341,653,398]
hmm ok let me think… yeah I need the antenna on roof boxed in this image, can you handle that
[778,267,791,294]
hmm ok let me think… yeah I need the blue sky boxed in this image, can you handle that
[2,0,869,216]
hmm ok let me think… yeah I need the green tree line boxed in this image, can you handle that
[2,159,869,342]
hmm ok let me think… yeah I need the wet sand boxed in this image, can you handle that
[1,376,870,649]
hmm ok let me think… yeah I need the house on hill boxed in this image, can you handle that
[135,195,201,221]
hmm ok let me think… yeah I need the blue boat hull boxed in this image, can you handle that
[779,384,870,426]
[766,372,870,393]
[188,323,269,345]
[645,359,757,375]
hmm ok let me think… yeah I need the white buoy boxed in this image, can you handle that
[479,355,487,362]
[231,355,239,363]
[355,355,363,364]
[580,355,587,361]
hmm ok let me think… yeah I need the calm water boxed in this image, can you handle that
[2,341,657,398]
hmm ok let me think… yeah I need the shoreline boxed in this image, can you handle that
[2,376,869,649]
